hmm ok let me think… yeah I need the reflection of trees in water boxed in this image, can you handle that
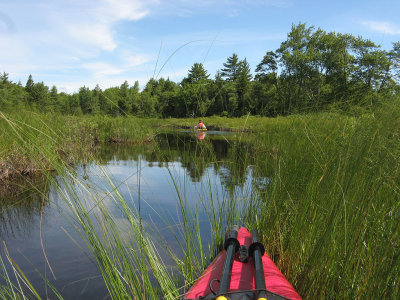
[0,174,51,238]
[92,132,275,192]
[217,142,252,189]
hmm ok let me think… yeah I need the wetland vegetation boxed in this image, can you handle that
[0,23,400,299]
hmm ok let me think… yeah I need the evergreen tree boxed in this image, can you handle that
[0,72,9,85]
[25,74,34,103]
[182,63,210,85]
[236,58,253,115]
[221,53,240,81]
[180,63,212,117]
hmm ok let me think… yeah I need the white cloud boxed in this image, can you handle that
[124,52,152,67]
[52,0,149,52]
[362,21,400,35]
[66,23,117,51]
[3,0,150,56]
[82,62,124,77]
[0,0,154,90]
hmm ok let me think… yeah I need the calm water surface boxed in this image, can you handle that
[1,131,268,299]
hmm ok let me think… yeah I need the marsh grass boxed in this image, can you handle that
[0,98,400,299]
[246,102,400,298]
[0,112,159,183]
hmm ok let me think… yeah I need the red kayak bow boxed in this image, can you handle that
[182,227,301,300]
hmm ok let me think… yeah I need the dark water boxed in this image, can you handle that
[0,131,268,299]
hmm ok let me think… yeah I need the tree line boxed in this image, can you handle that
[1,23,400,117]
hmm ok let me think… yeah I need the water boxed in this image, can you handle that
[0,131,268,299]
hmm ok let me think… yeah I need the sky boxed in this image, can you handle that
[1,0,400,93]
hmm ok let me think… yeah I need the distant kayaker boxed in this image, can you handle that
[195,120,206,129]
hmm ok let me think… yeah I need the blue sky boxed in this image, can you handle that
[1,0,400,93]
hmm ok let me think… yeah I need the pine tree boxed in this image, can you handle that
[236,58,253,114]
[182,63,210,84]
[25,74,34,103]
[221,53,240,81]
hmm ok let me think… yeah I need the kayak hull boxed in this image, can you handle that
[182,227,301,300]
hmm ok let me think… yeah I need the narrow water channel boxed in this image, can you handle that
[0,131,269,299]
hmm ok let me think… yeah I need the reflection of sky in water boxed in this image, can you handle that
[81,159,226,230]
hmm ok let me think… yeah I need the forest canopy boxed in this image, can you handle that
[1,23,400,118]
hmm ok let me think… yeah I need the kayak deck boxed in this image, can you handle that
[183,227,301,300]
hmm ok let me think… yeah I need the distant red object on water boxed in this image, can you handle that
[195,120,207,129]
[197,131,205,140]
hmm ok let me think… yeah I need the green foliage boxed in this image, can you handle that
[179,64,213,117]
[0,73,26,110]
[1,24,400,118]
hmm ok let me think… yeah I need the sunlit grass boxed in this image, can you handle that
[248,100,400,298]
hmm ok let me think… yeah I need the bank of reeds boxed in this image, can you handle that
[0,112,156,182]
[248,101,400,298]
